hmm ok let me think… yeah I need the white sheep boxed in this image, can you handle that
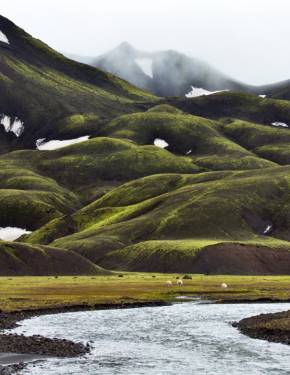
[177,279,183,286]
[165,280,172,287]
[221,283,228,289]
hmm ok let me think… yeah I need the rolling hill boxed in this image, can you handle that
[2,15,290,275]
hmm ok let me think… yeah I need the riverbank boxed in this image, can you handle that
[233,309,290,345]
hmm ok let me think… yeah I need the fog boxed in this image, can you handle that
[1,0,290,85]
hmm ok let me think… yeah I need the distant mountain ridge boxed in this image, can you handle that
[68,42,290,100]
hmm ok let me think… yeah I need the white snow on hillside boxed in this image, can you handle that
[263,225,272,234]
[0,30,9,44]
[0,227,31,241]
[154,138,169,149]
[135,58,153,78]
[0,114,24,137]
[36,135,90,150]
[271,122,288,128]
[185,87,228,98]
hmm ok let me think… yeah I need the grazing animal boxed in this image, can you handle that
[166,280,173,287]
[221,283,228,289]
[177,279,183,286]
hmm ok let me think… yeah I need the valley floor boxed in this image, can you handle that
[1,273,290,313]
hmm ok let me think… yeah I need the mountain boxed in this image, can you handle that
[69,42,290,100]
[91,42,250,97]
[2,15,290,275]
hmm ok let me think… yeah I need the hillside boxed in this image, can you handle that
[1,16,290,275]
[0,16,156,152]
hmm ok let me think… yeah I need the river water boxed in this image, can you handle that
[12,302,290,375]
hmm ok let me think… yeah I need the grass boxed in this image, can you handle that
[1,274,290,312]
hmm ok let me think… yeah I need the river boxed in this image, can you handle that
[12,302,290,374]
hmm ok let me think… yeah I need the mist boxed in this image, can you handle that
[1,0,290,85]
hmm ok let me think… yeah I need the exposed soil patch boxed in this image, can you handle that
[193,243,290,275]
[233,309,290,345]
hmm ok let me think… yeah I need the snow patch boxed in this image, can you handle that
[154,138,169,149]
[263,225,272,234]
[135,58,153,78]
[259,94,267,98]
[36,135,90,150]
[271,122,288,128]
[0,31,9,44]
[0,114,24,137]
[185,87,228,98]
[0,227,32,241]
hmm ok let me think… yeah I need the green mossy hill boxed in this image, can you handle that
[255,144,290,165]
[2,138,198,195]
[104,110,276,171]
[27,167,290,270]
[0,15,156,150]
[166,92,290,125]
[102,240,290,275]
[222,119,290,149]
[0,241,106,276]
[259,80,290,101]
[0,158,80,229]
[220,119,290,165]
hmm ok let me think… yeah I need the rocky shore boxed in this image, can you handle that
[233,309,290,345]
[0,363,26,375]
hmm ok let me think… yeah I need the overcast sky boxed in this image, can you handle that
[1,0,290,85]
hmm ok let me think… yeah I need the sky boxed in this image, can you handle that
[1,0,290,85]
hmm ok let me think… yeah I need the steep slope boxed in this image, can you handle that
[0,16,156,151]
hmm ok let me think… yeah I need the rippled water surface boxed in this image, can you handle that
[13,302,290,374]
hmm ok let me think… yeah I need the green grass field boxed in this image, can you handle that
[1,274,290,312]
